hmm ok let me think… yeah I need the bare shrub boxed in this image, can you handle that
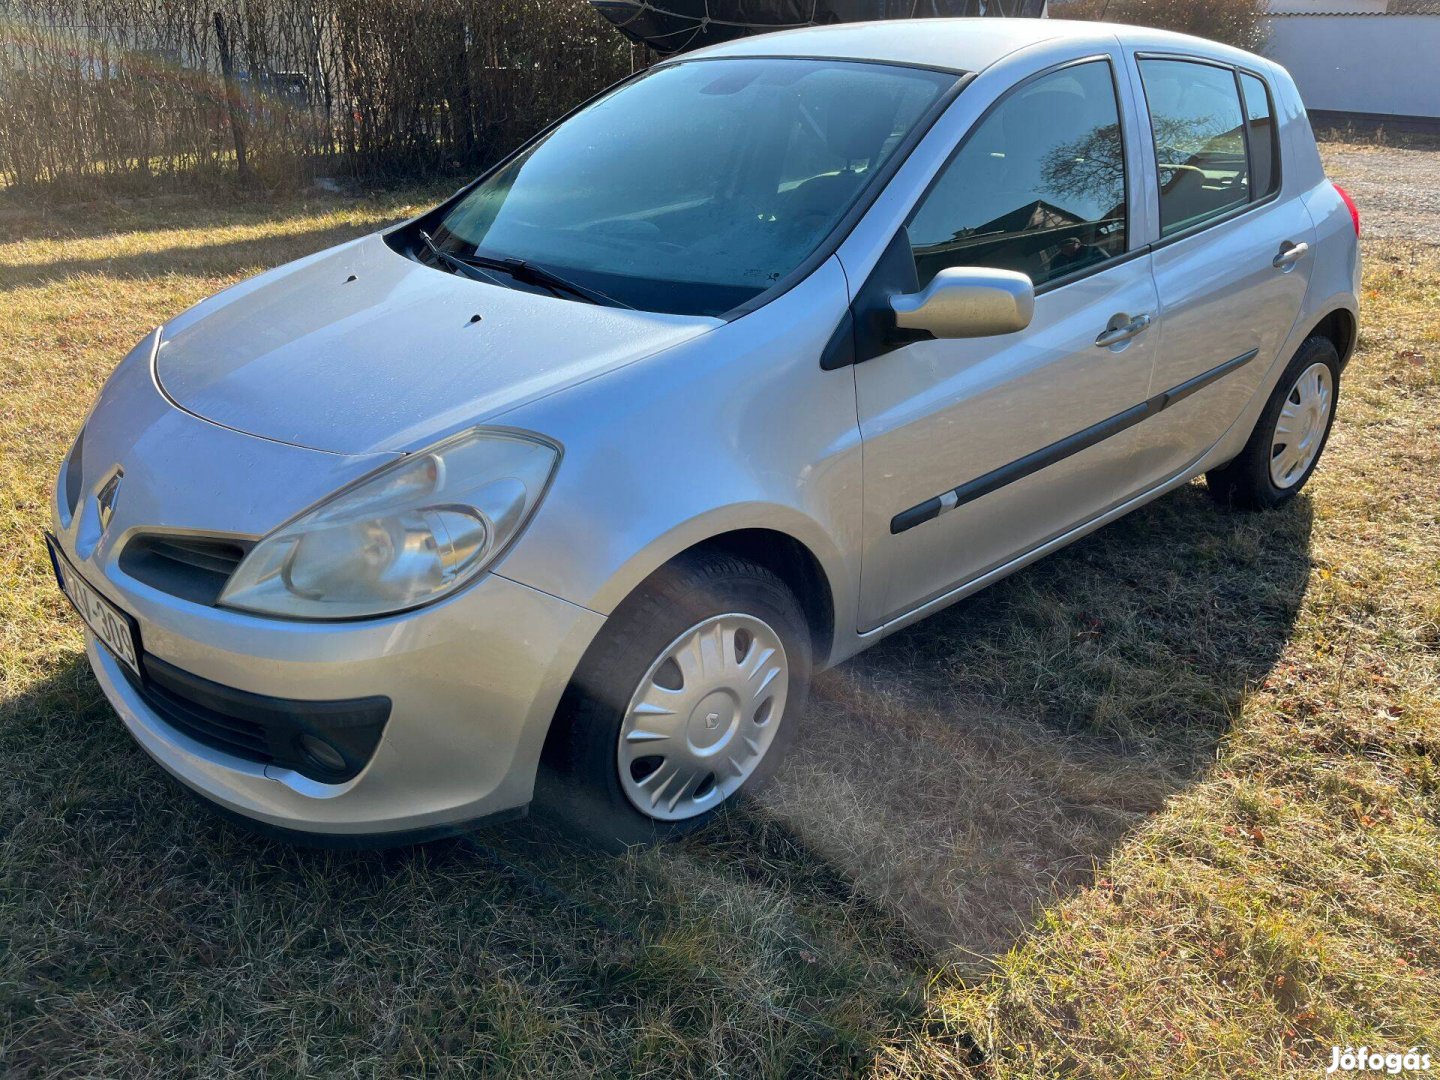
[0,0,645,194]
[1048,0,1268,52]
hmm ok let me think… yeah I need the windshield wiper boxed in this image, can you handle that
[460,251,632,309]
[419,229,630,308]
[416,229,504,286]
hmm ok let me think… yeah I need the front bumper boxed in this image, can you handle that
[51,340,605,836]
[80,569,604,836]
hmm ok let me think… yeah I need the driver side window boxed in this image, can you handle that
[905,60,1129,290]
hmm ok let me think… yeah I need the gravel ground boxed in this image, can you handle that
[1320,142,1440,243]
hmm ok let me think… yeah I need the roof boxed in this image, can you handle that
[674,18,1260,73]
[590,1,1048,57]
[677,18,1074,72]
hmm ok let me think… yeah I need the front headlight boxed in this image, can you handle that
[219,428,559,619]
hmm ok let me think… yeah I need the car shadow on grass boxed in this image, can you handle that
[737,482,1317,966]
[0,483,1314,1076]
[1,664,925,1074]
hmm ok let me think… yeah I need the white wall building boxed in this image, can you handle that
[1264,0,1440,128]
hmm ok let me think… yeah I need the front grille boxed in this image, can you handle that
[121,655,391,783]
[119,534,253,606]
[123,660,270,761]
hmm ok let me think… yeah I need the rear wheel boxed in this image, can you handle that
[1207,336,1340,509]
[537,552,810,849]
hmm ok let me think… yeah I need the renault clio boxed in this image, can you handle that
[49,20,1360,846]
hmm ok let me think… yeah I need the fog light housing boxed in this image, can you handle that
[121,654,390,784]
[298,733,349,774]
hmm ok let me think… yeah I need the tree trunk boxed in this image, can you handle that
[213,11,252,180]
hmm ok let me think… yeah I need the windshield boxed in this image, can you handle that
[430,58,958,316]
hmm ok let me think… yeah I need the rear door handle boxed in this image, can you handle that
[1095,313,1152,348]
[1273,241,1310,269]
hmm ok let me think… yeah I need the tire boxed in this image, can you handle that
[1206,335,1341,510]
[536,551,812,850]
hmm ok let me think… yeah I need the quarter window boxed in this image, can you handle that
[1240,72,1279,199]
[905,61,1128,290]
[1139,59,1249,236]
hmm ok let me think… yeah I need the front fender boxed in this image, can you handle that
[490,258,864,654]
[538,499,850,621]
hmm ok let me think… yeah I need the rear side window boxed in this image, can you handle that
[905,60,1128,290]
[1139,59,1248,236]
[1240,72,1279,199]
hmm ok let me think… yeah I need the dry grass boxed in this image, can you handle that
[871,240,1440,1076]
[2,162,1438,1076]
[1311,127,1440,154]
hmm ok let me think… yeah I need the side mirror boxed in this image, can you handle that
[890,266,1035,339]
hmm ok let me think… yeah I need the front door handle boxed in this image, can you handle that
[1095,313,1152,348]
[1273,240,1310,269]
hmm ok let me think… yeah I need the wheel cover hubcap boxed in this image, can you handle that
[617,613,788,822]
[1270,362,1334,489]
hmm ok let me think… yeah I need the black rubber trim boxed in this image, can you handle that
[653,51,972,77]
[890,496,945,534]
[943,400,1154,520]
[890,348,1259,534]
[819,309,856,371]
[124,654,392,784]
[848,227,930,366]
[1154,347,1258,408]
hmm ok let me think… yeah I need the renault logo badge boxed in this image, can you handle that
[96,470,123,532]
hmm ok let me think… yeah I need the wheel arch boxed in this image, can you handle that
[659,528,837,668]
[555,496,855,671]
[1306,306,1358,369]
[535,527,830,842]
[587,526,838,670]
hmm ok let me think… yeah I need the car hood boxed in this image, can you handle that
[155,233,718,455]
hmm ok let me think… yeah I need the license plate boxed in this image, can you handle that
[47,536,142,678]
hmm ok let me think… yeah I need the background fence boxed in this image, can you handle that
[0,0,645,194]
[1,0,1268,197]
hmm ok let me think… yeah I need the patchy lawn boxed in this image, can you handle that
[2,162,1437,1076]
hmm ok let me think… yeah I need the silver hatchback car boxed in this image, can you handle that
[50,20,1360,846]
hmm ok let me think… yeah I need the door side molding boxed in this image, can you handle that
[889,347,1259,534]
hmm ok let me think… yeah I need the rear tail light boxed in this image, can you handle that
[1333,182,1361,237]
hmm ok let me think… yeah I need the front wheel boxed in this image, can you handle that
[1207,335,1341,509]
[536,552,811,849]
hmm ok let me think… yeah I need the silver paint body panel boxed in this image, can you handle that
[155,234,716,455]
[53,21,1358,835]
